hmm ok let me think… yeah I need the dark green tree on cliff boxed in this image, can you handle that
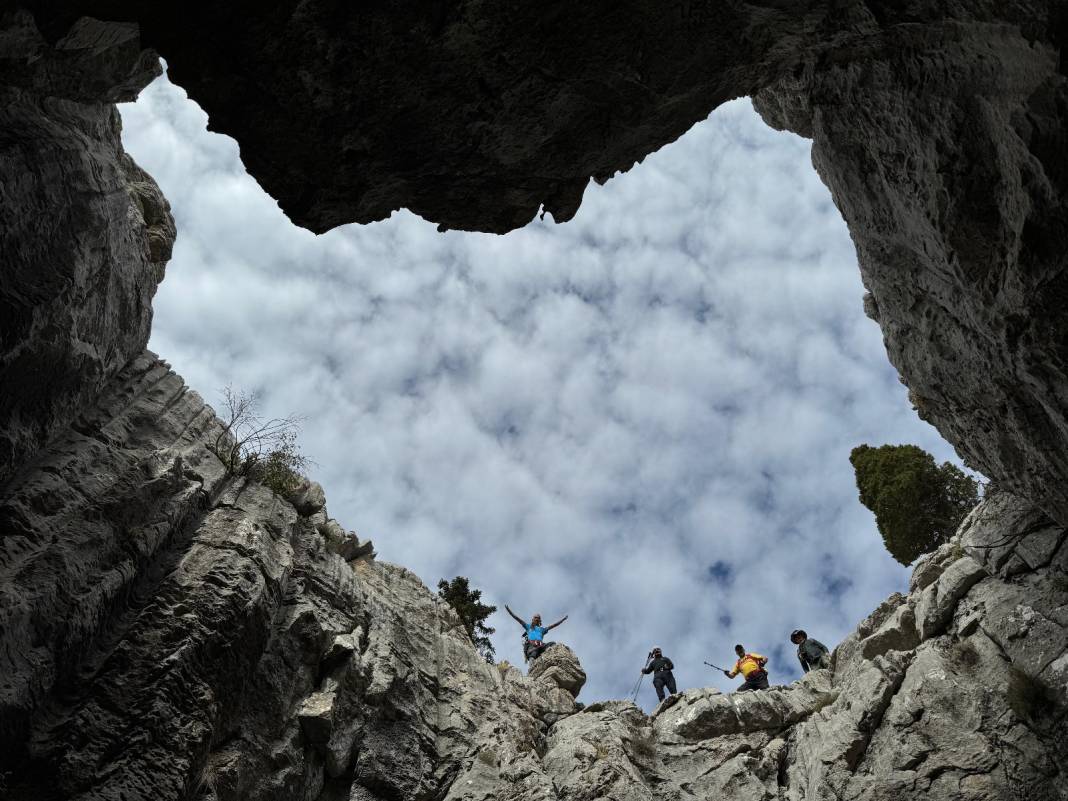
[438,576,497,662]
[850,444,979,565]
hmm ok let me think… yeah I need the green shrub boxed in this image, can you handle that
[208,386,307,495]
[850,444,979,565]
[245,435,306,496]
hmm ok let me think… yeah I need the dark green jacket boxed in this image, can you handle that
[797,638,829,672]
[642,656,674,675]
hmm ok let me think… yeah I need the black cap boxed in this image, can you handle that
[791,629,806,641]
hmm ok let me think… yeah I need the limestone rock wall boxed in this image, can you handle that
[754,12,1068,524]
[2,3,1068,800]
[0,9,173,485]
[8,3,1067,530]
[445,491,1068,801]
[0,354,590,800]
[1,355,1065,800]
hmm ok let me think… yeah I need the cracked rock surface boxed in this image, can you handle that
[2,3,1068,800]
[2,360,1066,800]
[754,11,1068,525]
[0,354,588,800]
[0,9,172,485]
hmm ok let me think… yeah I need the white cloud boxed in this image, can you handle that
[121,71,973,708]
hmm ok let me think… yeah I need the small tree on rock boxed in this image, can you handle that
[209,386,308,496]
[850,443,979,565]
[438,576,497,663]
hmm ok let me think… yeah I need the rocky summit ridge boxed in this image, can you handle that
[1,357,1066,800]
[2,3,1067,800]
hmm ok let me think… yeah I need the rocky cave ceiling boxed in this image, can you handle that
[3,1,1067,519]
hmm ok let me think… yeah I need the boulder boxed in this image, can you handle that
[528,643,587,697]
[287,479,327,516]
[542,704,654,801]
[962,493,1065,577]
[655,670,835,740]
[860,602,920,660]
[909,540,960,593]
[914,556,988,640]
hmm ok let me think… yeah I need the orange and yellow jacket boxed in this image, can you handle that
[729,653,767,679]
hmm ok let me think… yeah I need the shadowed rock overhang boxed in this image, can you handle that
[7,0,1068,524]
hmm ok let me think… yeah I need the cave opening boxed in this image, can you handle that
[120,70,973,707]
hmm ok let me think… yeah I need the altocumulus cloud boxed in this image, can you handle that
[120,71,971,708]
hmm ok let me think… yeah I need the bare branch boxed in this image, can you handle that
[208,385,309,494]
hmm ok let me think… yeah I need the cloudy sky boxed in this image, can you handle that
[120,71,970,709]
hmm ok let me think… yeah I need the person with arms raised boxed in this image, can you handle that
[505,605,567,662]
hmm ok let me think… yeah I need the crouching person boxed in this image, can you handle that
[725,644,769,691]
[791,629,830,672]
[643,647,677,701]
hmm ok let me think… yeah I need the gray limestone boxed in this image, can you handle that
[0,11,173,485]
[4,395,1067,801]
[2,4,1068,800]
[754,16,1068,524]
[4,4,1067,529]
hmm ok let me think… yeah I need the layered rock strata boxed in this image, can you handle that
[1,364,1066,799]
[0,354,590,800]
[0,9,173,485]
[2,4,1068,800]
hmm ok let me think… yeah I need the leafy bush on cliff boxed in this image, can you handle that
[246,435,307,497]
[209,386,308,496]
[438,576,497,662]
[850,443,979,565]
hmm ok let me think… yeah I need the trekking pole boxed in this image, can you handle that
[630,658,651,702]
[703,661,729,672]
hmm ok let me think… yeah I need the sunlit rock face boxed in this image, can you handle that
[0,359,588,798]
[2,378,1066,801]
[755,13,1068,525]
[510,499,1068,801]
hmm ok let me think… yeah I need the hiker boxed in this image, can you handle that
[642,647,677,702]
[504,605,567,662]
[724,644,769,691]
[791,629,830,672]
